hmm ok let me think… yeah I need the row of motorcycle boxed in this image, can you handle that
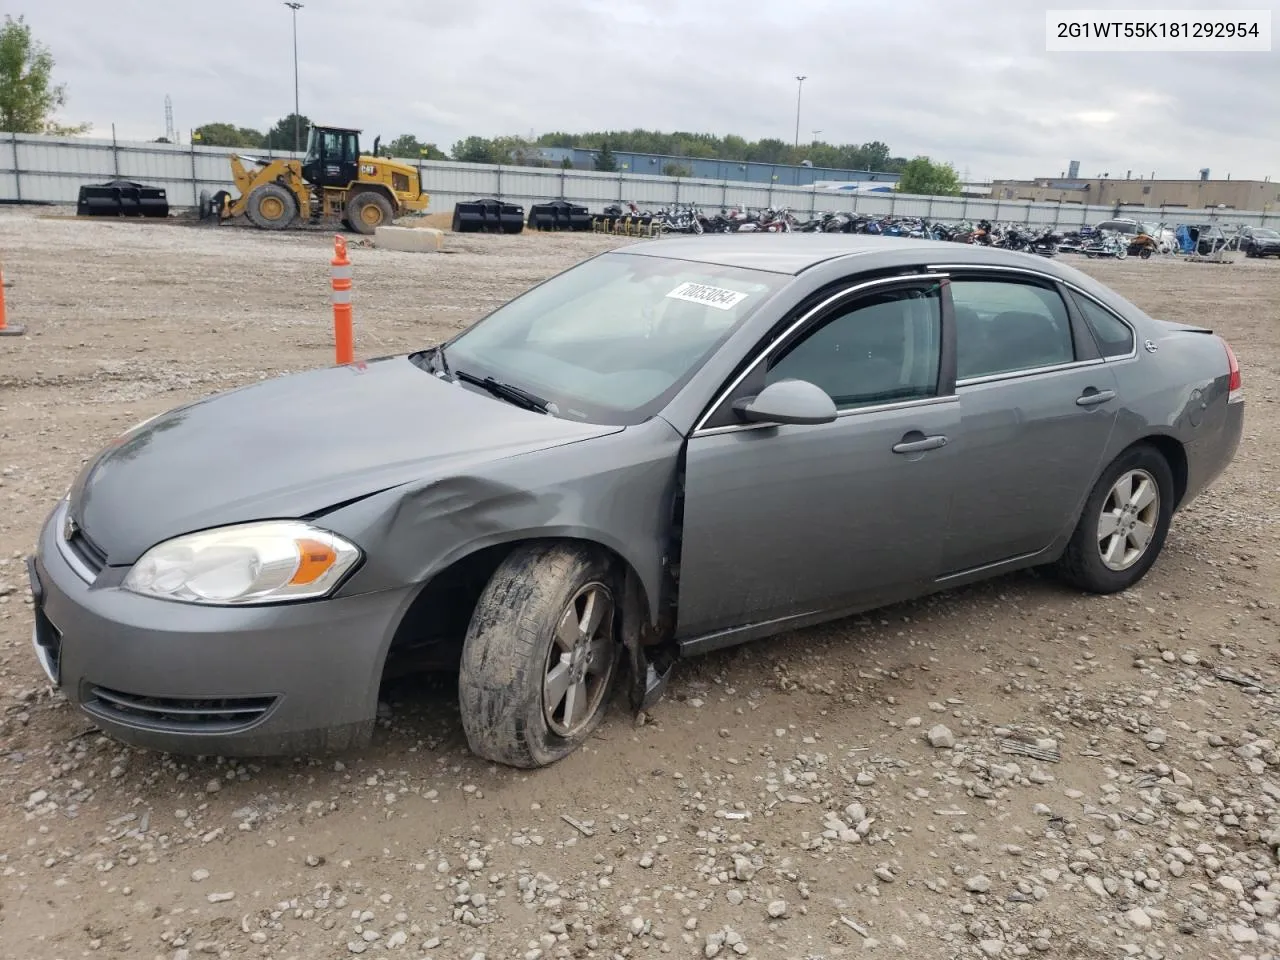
[601,201,1163,260]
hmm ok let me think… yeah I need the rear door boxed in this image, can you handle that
[938,272,1120,575]
[675,276,960,640]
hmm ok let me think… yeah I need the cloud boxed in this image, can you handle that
[18,0,1279,180]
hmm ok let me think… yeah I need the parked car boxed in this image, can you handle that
[1092,218,1175,255]
[1238,226,1280,258]
[28,236,1245,768]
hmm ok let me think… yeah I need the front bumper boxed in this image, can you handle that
[29,499,415,756]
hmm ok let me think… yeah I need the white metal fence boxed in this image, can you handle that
[2,131,1276,230]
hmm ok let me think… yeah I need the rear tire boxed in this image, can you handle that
[244,183,298,230]
[1054,444,1174,594]
[345,191,394,235]
[458,543,621,768]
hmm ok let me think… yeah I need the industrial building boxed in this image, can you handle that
[532,146,900,188]
[990,168,1279,211]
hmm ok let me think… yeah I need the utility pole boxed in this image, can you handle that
[793,76,806,148]
[285,2,303,153]
[811,129,821,144]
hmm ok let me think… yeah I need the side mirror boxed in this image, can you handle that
[732,379,838,426]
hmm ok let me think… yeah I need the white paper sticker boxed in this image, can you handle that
[665,281,749,311]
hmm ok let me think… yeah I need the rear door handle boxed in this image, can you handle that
[1076,388,1117,407]
[892,434,948,454]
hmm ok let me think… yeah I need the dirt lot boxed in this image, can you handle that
[1,209,1278,960]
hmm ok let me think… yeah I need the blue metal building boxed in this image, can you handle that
[532,146,900,187]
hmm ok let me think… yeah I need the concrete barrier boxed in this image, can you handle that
[374,226,445,253]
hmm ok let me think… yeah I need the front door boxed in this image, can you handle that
[676,278,960,641]
[939,273,1121,574]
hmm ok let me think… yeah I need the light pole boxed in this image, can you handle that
[285,2,303,153]
[793,75,806,148]
[811,129,822,144]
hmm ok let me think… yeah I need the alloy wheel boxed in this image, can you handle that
[542,582,616,738]
[1098,468,1160,571]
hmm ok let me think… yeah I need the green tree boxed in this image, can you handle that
[451,135,498,163]
[859,140,892,171]
[746,138,790,164]
[895,156,962,196]
[384,134,447,160]
[492,135,542,165]
[0,14,89,134]
[662,162,691,178]
[594,141,617,172]
[264,113,311,151]
[193,122,265,148]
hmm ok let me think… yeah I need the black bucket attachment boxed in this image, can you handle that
[76,179,170,218]
[527,199,592,231]
[451,198,524,234]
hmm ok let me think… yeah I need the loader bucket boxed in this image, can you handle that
[451,198,525,234]
[528,199,592,231]
[77,180,170,218]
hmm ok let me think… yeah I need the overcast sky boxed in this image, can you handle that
[22,0,1280,181]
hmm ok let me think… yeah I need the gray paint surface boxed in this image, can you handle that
[30,234,1244,756]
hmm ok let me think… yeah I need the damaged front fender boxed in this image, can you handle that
[316,417,687,697]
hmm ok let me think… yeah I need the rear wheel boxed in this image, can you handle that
[1054,444,1174,593]
[458,543,621,768]
[245,183,298,230]
[344,191,394,235]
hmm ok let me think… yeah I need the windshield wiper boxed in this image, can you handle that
[453,368,550,413]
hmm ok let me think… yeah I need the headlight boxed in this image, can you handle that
[122,521,361,605]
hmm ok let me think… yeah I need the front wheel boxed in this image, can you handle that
[344,191,394,235]
[458,543,621,768]
[1054,445,1175,594]
[245,183,298,230]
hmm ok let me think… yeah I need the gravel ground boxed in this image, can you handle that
[1,208,1278,960]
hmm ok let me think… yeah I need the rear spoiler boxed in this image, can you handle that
[1157,318,1214,335]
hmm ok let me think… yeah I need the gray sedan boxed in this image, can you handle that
[28,235,1244,767]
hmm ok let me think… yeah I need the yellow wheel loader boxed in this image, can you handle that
[200,125,430,235]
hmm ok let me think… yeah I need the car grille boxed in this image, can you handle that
[83,685,278,734]
[65,525,107,576]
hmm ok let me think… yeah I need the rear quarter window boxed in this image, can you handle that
[1073,293,1135,358]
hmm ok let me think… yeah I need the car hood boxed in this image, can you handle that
[69,355,622,564]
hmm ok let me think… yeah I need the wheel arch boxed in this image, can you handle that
[379,533,659,682]
[348,183,399,214]
[1136,433,1189,509]
[1058,431,1190,552]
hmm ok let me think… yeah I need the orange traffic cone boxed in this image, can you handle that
[0,261,24,337]
[330,235,353,364]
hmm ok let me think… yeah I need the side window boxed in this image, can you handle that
[765,285,941,410]
[951,279,1075,380]
[1073,294,1135,358]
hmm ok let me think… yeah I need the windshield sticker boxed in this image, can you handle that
[665,281,749,311]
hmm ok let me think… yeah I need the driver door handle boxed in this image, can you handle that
[1076,388,1116,407]
[892,433,948,454]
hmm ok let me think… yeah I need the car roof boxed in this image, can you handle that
[613,233,1070,277]
[617,233,988,275]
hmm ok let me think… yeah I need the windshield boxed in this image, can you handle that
[1255,229,1279,239]
[1097,220,1139,234]
[440,251,786,425]
[303,126,319,163]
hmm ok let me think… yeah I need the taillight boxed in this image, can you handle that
[1223,338,1242,402]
